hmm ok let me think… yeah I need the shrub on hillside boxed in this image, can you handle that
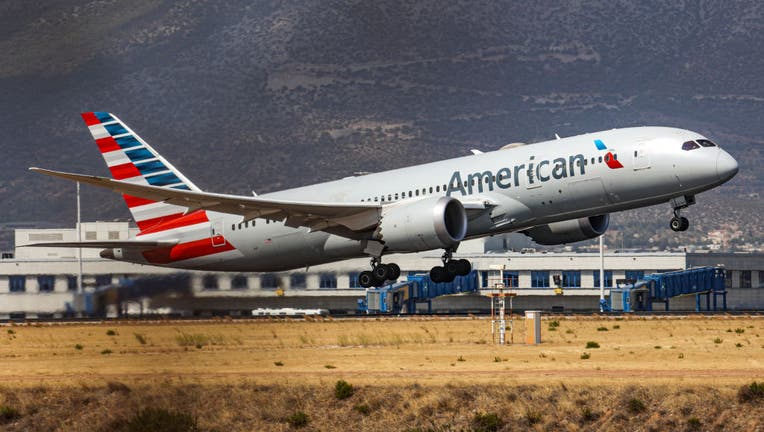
[125,408,198,432]
[335,380,354,400]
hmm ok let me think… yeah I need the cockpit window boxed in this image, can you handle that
[682,141,700,151]
[697,139,717,147]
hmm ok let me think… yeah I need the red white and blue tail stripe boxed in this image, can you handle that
[81,112,202,233]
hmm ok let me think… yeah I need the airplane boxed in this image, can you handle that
[28,112,738,288]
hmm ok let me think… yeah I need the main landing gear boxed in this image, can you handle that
[429,249,472,283]
[669,195,695,232]
[358,258,401,288]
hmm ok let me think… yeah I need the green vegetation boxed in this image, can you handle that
[596,326,609,332]
[101,349,113,355]
[74,344,83,350]
[738,381,764,403]
[687,417,702,431]
[125,408,198,432]
[581,407,599,423]
[735,328,745,334]
[585,341,600,349]
[335,380,354,400]
[106,329,117,336]
[324,364,336,369]
[7,329,15,335]
[133,333,147,345]
[612,324,620,329]
[627,398,647,414]
[471,412,503,432]
[0,406,20,423]
[713,337,723,344]
[274,361,284,366]
[580,352,591,359]
[353,404,371,415]
[456,356,466,362]
[285,411,309,428]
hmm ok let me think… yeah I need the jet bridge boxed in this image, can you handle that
[609,266,726,312]
[358,271,478,314]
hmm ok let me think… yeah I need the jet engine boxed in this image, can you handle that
[523,214,609,245]
[377,196,468,252]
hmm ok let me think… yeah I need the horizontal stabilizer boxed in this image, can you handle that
[21,240,178,249]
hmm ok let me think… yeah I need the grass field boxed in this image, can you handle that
[1,315,763,431]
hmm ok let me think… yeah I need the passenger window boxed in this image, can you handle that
[408,191,412,197]
[598,156,602,163]
[231,224,236,231]
[436,185,440,192]
[374,197,378,202]
[682,141,700,151]
[388,194,392,201]
[395,193,399,200]
[697,139,717,147]
[429,187,433,193]
[590,157,594,164]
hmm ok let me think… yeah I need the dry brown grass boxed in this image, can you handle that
[0,316,762,431]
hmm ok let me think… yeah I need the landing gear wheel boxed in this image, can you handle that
[430,266,446,283]
[358,271,375,288]
[387,263,401,280]
[373,264,390,281]
[445,260,460,276]
[454,259,471,276]
[670,217,690,232]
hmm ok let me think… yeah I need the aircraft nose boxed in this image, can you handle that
[716,150,738,182]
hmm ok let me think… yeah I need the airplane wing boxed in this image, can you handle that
[20,240,177,249]
[30,167,382,232]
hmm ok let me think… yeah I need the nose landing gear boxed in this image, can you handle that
[429,249,472,283]
[669,195,694,232]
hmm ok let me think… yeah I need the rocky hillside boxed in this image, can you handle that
[1,0,762,250]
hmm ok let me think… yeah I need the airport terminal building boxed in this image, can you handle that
[1,222,763,318]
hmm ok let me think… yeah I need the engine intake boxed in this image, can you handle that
[524,214,609,245]
[378,196,467,252]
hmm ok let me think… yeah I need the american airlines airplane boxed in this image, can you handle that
[29,112,738,288]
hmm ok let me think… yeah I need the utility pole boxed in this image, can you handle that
[599,234,605,312]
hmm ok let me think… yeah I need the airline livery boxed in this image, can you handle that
[29,112,738,288]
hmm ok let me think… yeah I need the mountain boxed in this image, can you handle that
[1,0,762,251]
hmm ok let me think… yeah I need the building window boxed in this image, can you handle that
[203,274,219,290]
[561,271,581,288]
[625,270,644,282]
[740,271,751,288]
[531,271,549,288]
[67,275,78,291]
[502,271,519,288]
[108,231,120,240]
[725,270,732,289]
[348,272,361,289]
[37,275,55,292]
[480,271,489,288]
[290,273,306,289]
[759,271,764,288]
[319,273,337,289]
[593,270,613,288]
[9,276,25,293]
[85,231,97,240]
[260,273,278,290]
[95,274,112,287]
[231,274,248,290]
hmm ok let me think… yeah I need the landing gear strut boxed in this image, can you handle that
[669,195,694,232]
[429,249,472,283]
[358,257,401,288]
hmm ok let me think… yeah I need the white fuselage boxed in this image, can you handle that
[126,126,738,271]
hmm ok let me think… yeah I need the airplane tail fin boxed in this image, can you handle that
[81,112,200,232]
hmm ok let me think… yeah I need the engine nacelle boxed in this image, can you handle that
[378,196,468,252]
[524,214,609,245]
